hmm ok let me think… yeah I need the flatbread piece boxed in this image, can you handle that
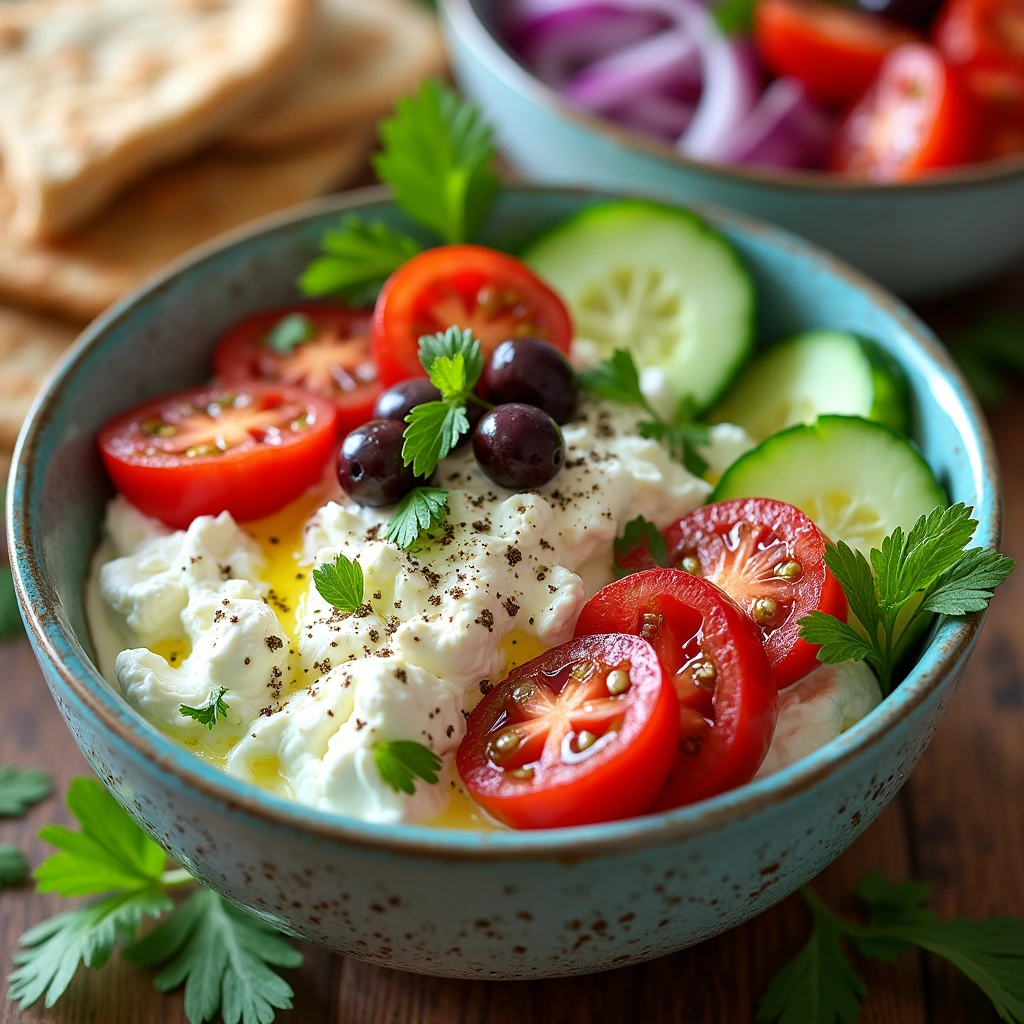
[0,0,315,240]
[224,0,446,152]
[0,130,374,322]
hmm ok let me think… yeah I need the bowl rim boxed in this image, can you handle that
[7,184,1001,862]
[440,0,1024,193]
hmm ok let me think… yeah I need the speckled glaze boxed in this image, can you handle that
[440,0,1024,301]
[7,187,1000,979]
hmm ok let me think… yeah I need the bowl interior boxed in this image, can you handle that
[8,186,998,850]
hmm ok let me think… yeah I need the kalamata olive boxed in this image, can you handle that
[373,378,442,422]
[482,337,578,424]
[856,0,941,28]
[473,403,565,489]
[337,419,417,506]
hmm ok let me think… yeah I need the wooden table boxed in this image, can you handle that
[2,272,1023,1024]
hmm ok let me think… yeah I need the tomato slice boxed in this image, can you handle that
[371,245,574,387]
[457,634,679,829]
[213,305,380,436]
[933,0,1024,106]
[574,569,778,810]
[99,383,338,529]
[832,43,980,179]
[619,499,847,688]
[755,0,919,106]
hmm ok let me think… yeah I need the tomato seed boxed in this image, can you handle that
[640,612,663,643]
[752,597,778,625]
[680,555,701,575]
[774,560,802,580]
[692,660,717,689]
[490,730,521,760]
[575,730,597,752]
[605,669,630,695]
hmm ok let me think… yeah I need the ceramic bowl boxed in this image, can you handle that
[440,0,1024,301]
[7,186,999,979]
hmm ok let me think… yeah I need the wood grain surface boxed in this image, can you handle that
[1,270,1022,1023]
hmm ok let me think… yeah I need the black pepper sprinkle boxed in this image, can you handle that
[475,609,495,632]
[265,636,284,652]
[505,546,522,567]
[503,597,520,617]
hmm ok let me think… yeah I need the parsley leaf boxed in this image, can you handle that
[298,217,422,305]
[799,504,1014,692]
[400,328,485,479]
[179,687,230,731]
[948,311,1024,409]
[757,902,865,1024]
[614,516,668,577]
[0,765,52,816]
[0,843,28,887]
[125,886,304,1024]
[713,0,756,35]
[34,777,168,898]
[580,349,710,477]
[312,553,364,612]
[9,888,173,1010]
[374,80,499,244]
[264,313,316,356]
[385,487,449,550]
[760,876,1024,1024]
[373,740,443,795]
[1,561,23,639]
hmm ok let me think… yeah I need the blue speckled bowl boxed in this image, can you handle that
[7,187,999,979]
[440,0,1024,300]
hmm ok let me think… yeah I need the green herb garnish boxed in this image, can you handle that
[580,348,710,475]
[0,844,28,887]
[798,503,1014,692]
[0,765,52,816]
[373,740,443,795]
[614,515,668,577]
[264,312,316,356]
[759,873,1024,1024]
[385,486,450,551]
[179,687,230,730]
[312,552,364,612]
[712,0,757,36]
[9,777,303,1021]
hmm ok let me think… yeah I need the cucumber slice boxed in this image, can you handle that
[522,199,755,413]
[708,330,911,442]
[711,415,946,553]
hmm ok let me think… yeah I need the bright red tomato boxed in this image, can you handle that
[457,634,679,829]
[755,0,919,106]
[99,384,338,529]
[832,43,979,179]
[214,305,380,436]
[574,569,778,810]
[618,499,847,689]
[371,245,573,387]
[933,0,1024,106]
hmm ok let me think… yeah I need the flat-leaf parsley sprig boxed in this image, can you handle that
[312,552,364,612]
[580,348,710,476]
[9,777,304,1023]
[614,515,668,578]
[373,741,443,795]
[798,503,1014,692]
[179,687,230,730]
[299,80,498,304]
[758,872,1024,1024]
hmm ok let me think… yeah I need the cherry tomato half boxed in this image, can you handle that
[574,570,778,810]
[214,305,380,436]
[755,0,919,106]
[457,634,679,829]
[832,43,979,179]
[371,245,574,387]
[619,499,847,688]
[99,383,338,529]
[933,0,1024,106]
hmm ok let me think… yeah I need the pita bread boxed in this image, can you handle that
[224,0,446,152]
[0,130,374,322]
[0,306,80,460]
[0,0,315,241]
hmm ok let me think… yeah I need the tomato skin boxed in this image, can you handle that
[99,384,338,529]
[457,634,679,829]
[933,0,1024,106]
[660,499,847,689]
[214,304,380,437]
[371,245,574,387]
[755,0,919,106]
[832,43,980,179]
[574,569,778,810]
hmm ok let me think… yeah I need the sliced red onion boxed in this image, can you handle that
[517,6,669,86]
[721,77,836,169]
[562,28,702,112]
[606,94,697,139]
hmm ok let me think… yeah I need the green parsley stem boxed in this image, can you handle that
[466,393,495,411]
[161,867,195,888]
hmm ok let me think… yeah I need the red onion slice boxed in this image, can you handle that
[606,94,697,139]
